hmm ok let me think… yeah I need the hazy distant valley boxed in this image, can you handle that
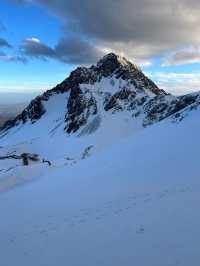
[0,102,27,126]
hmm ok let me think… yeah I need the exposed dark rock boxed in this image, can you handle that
[65,88,97,133]
[104,88,136,111]
[97,53,126,77]
[143,93,200,126]
[42,159,51,166]
[82,145,93,159]
[0,153,40,166]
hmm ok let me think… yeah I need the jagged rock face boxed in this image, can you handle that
[143,93,200,126]
[104,88,137,112]
[97,53,127,77]
[1,53,200,135]
[65,87,97,134]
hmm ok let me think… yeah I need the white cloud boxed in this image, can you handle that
[0,55,27,63]
[135,59,153,68]
[163,46,200,66]
[16,0,200,64]
[26,37,41,43]
[148,72,200,95]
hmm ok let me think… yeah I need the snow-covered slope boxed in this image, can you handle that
[1,105,200,266]
[0,53,200,266]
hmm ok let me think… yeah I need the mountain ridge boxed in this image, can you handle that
[1,53,200,137]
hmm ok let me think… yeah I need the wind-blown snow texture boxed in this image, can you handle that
[0,53,200,266]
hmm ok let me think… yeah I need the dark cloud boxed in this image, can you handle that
[21,36,104,64]
[17,0,200,59]
[54,37,103,64]
[21,38,55,59]
[0,36,25,64]
[0,38,12,48]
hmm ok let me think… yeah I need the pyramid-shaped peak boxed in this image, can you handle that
[97,53,131,68]
[96,53,138,77]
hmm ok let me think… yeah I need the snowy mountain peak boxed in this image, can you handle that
[56,52,164,97]
[1,53,200,140]
[97,52,133,70]
[96,52,147,80]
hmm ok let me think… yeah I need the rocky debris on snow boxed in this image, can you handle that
[82,145,93,159]
[0,153,53,166]
[0,153,39,166]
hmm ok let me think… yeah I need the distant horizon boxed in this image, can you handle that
[0,91,43,104]
[0,64,199,105]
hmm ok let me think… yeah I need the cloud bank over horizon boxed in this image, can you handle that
[12,0,200,66]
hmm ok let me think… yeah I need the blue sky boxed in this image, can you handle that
[0,0,75,95]
[0,0,200,103]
